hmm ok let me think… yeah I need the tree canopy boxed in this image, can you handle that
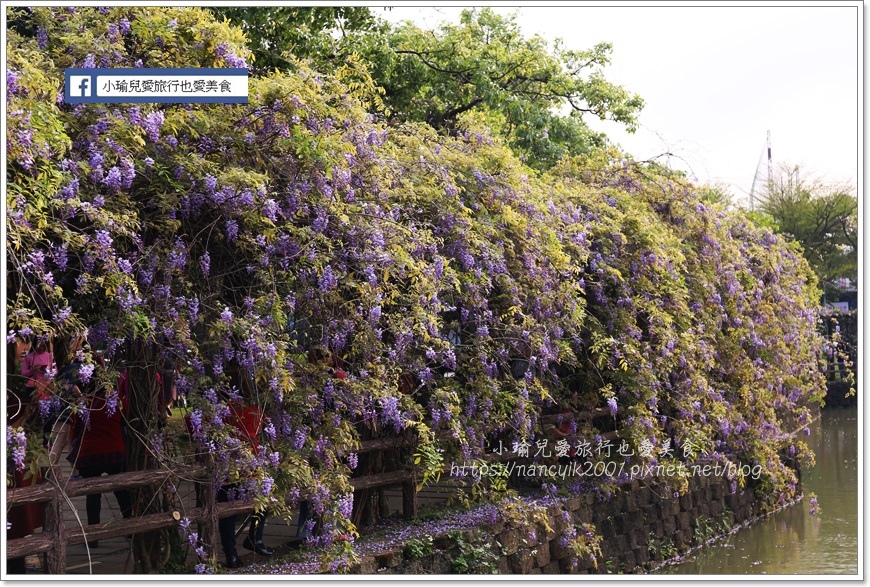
[210,6,382,75]
[206,7,644,172]
[7,6,828,572]
[759,165,857,287]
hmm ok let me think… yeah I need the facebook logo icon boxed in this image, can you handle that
[69,75,92,97]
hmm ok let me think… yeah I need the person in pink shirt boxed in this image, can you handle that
[21,337,53,400]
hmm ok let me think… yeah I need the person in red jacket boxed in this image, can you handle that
[212,367,274,568]
[69,365,132,548]
[228,399,274,559]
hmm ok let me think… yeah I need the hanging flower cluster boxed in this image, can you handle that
[7,6,826,547]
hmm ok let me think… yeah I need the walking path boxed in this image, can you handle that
[19,461,458,575]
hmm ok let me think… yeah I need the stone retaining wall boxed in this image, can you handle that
[355,472,769,575]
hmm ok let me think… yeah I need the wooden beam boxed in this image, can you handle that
[8,464,206,505]
[357,437,412,455]
[6,534,53,559]
[349,470,412,491]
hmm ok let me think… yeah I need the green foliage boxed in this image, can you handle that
[402,535,434,560]
[647,533,678,561]
[447,530,499,574]
[209,7,643,171]
[469,462,511,503]
[373,8,643,170]
[499,498,552,536]
[698,182,734,207]
[209,7,382,75]
[759,165,857,286]
[565,523,603,570]
[413,426,445,490]
[6,8,829,571]
[692,515,717,544]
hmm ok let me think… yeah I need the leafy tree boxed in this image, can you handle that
[368,8,645,171]
[759,165,857,286]
[210,6,381,75]
[697,182,734,207]
[210,7,644,172]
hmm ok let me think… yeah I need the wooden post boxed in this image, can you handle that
[402,471,418,520]
[44,471,65,574]
[201,465,219,559]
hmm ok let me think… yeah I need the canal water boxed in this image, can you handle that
[661,408,859,575]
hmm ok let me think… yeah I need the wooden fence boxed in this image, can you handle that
[6,432,422,574]
[6,406,617,574]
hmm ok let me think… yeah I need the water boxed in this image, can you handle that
[661,408,858,576]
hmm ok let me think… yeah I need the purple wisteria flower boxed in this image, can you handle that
[89,150,104,169]
[7,70,22,95]
[8,428,27,471]
[102,166,123,190]
[225,219,238,241]
[292,429,306,451]
[220,307,233,324]
[188,410,203,440]
[262,199,279,221]
[338,494,353,519]
[79,363,95,383]
[105,391,119,416]
[199,252,210,277]
[319,266,338,292]
[143,111,164,142]
[607,397,618,417]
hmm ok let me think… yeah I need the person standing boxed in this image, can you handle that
[21,337,53,401]
[230,400,274,559]
[69,363,133,548]
[193,366,274,569]
[6,336,44,574]
[46,335,86,469]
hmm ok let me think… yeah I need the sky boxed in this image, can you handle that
[376,2,861,206]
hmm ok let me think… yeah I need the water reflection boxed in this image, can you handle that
[661,408,858,575]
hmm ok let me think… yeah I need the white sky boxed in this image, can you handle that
[376,2,861,205]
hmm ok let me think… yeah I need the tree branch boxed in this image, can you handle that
[431,97,486,127]
[393,48,475,80]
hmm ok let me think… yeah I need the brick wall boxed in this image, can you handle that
[354,473,773,575]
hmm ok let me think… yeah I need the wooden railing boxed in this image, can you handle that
[7,407,613,573]
[7,439,421,573]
